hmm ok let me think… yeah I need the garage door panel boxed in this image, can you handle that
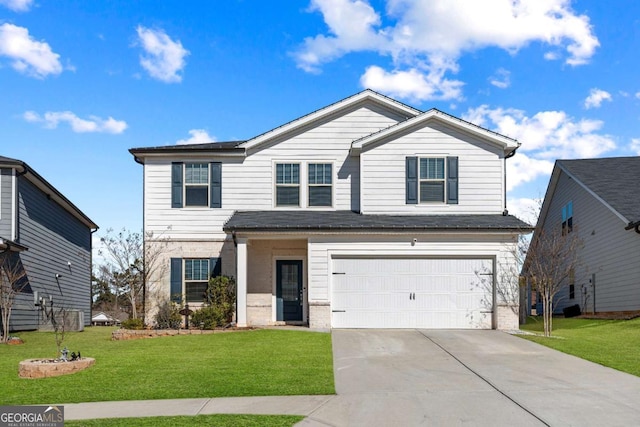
[332,257,493,329]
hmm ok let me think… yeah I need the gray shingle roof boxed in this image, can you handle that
[224,210,532,232]
[558,157,640,224]
[129,141,245,154]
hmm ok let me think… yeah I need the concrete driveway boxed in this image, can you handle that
[299,329,640,426]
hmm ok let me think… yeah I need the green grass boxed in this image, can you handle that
[0,327,335,405]
[66,414,304,427]
[520,316,640,376]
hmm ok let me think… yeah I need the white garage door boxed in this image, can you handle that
[331,258,493,329]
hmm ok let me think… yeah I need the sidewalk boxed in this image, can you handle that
[63,395,335,421]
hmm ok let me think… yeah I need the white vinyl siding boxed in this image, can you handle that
[144,104,405,239]
[361,121,505,214]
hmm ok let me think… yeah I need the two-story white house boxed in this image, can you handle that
[130,90,531,330]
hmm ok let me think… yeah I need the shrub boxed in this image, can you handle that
[191,276,236,329]
[154,300,182,329]
[121,318,144,330]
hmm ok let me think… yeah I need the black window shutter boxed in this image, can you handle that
[210,257,222,277]
[171,163,183,208]
[170,258,182,303]
[210,162,222,208]
[446,156,458,204]
[406,157,418,204]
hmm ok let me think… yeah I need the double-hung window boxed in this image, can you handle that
[184,259,209,303]
[419,158,446,203]
[308,163,332,207]
[184,163,209,207]
[562,201,573,235]
[275,163,300,206]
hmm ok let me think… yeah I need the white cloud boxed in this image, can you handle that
[507,197,542,226]
[489,68,511,89]
[0,0,33,12]
[24,110,128,134]
[630,138,640,155]
[176,129,216,145]
[463,104,616,191]
[360,65,463,101]
[294,0,599,101]
[135,26,189,83]
[505,153,554,191]
[0,23,63,78]
[584,88,612,109]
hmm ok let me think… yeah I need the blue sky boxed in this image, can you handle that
[1,0,639,237]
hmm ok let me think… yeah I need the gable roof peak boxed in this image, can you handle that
[239,89,422,150]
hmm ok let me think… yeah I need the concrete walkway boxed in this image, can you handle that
[64,395,334,420]
[62,330,640,426]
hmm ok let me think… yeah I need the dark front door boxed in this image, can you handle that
[276,260,303,321]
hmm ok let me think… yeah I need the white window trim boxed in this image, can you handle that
[418,156,446,204]
[272,161,336,209]
[184,162,210,208]
[183,258,210,304]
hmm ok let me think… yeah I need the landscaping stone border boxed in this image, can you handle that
[19,358,95,379]
[111,328,251,340]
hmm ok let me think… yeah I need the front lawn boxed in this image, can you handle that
[520,316,640,376]
[0,327,335,405]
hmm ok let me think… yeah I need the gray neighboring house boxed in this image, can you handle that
[0,156,98,332]
[529,156,640,315]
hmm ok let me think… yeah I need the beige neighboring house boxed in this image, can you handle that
[91,311,120,326]
[130,90,531,330]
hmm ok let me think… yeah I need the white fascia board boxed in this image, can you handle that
[351,109,519,154]
[240,90,420,151]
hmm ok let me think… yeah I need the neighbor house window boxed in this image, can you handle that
[308,163,332,207]
[276,163,300,206]
[185,163,209,207]
[419,157,445,203]
[562,201,573,235]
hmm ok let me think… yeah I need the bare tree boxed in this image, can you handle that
[522,226,582,337]
[99,229,143,319]
[0,252,28,343]
[98,228,169,322]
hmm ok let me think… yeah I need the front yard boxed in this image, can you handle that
[0,327,335,405]
[519,316,640,377]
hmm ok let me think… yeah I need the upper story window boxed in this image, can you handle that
[184,258,209,303]
[562,201,573,235]
[406,156,458,205]
[275,163,300,207]
[185,163,209,206]
[308,163,332,207]
[171,162,222,209]
[419,158,445,203]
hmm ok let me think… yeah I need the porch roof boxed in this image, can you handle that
[223,210,532,233]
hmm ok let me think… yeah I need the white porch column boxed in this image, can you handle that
[236,237,248,327]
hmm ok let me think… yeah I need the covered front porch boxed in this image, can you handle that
[234,236,310,327]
